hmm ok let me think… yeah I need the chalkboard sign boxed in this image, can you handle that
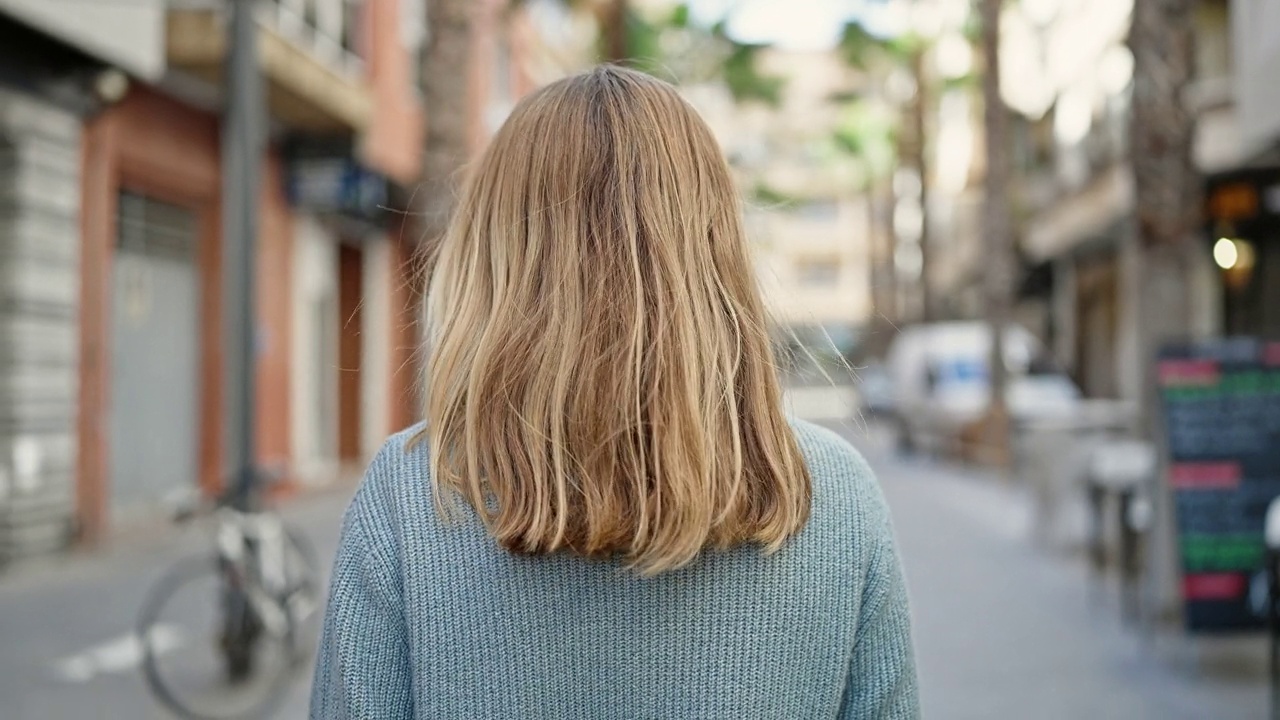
[1158,337,1280,632]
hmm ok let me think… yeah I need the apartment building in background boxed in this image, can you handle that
[685,50,874,370]
[0,0,573,565]
[1007,0,1248,404]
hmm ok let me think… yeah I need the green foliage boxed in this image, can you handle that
[960,8,984,44]
[838,21,882,69]
[548,1,787,107]
[832,126,867,157]
[839,20,918,70]
[640,7,786,107]
[942,72,979,93]
[719,39,785,106]
[622,7,669,78]
[831,99,898,188]
[750,182,799,208]
[669,3,689,28]
[831,19,939,188]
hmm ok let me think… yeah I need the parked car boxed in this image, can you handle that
[885,321,1080,454]
[855,362,896,418]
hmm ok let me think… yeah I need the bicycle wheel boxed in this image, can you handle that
[138,557,295,720]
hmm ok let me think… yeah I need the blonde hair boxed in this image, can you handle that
[422,65,811,574]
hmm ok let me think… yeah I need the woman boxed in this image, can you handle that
[311,65,918,719]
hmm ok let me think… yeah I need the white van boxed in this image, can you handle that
[885,321,1081,453]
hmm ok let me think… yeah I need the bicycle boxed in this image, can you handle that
[137,491,320,720]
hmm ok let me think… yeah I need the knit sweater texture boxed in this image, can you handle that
[310,419,919,719]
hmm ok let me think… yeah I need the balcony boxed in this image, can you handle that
[166,0,373,134]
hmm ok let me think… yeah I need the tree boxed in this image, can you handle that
[1129,0,1199,340]
[543,0,631,62]
[421,0,782,246]
[419,0,473,252]
[1128,0,1199,621]
[596,0,629,63]
[980,0,1013,464]
[551,1,785,105]
[906,43,935,323]
[832,93,900,344]
[837,23,934,324]
[399,0,474,427]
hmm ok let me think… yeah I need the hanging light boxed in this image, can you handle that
[1213,237,1240,270]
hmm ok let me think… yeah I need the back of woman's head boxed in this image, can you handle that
[423,65,811,574]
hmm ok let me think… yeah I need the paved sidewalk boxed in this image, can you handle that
[0,490,349,719]
[836,420,1268,720]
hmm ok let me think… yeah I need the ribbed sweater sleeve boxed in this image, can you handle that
[840,458,920,720]
[310,457,413,719]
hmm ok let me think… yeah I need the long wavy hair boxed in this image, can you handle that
[421,65,811,574]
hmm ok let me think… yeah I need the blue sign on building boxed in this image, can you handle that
[286,157,389,223]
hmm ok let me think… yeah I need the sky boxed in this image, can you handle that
[688,0,875,52]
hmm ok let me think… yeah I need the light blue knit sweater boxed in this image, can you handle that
[310,419,918,719]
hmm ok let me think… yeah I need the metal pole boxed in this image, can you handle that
[222,0,264,511]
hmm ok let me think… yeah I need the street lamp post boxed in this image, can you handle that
[218,0,268,682]
[222,0,265,512]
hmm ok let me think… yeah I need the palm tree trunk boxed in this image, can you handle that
[420,0,474,250]
[980,0,1012,462]
[596,0,629,63]
[1128,0,1199,624]
[1130,0,1199,258]
[877,177,899,325]
[393,0,473,422]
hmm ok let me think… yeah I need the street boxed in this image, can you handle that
[0,420,1267,719]
[848,421,1268,720]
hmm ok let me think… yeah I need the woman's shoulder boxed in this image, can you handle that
[358,422,430,493]
[787,418,876,491]
[787,419,890,551]
[340,423,435,550]
[342,419,889,564]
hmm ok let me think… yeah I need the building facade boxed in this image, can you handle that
[0,0,166,561]
[0,0,608,564]
[0,0,434,563]
[1007,0,1239,402]
[1200,0,1280,341]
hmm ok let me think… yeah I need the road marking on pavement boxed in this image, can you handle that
[51,626,185,683]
